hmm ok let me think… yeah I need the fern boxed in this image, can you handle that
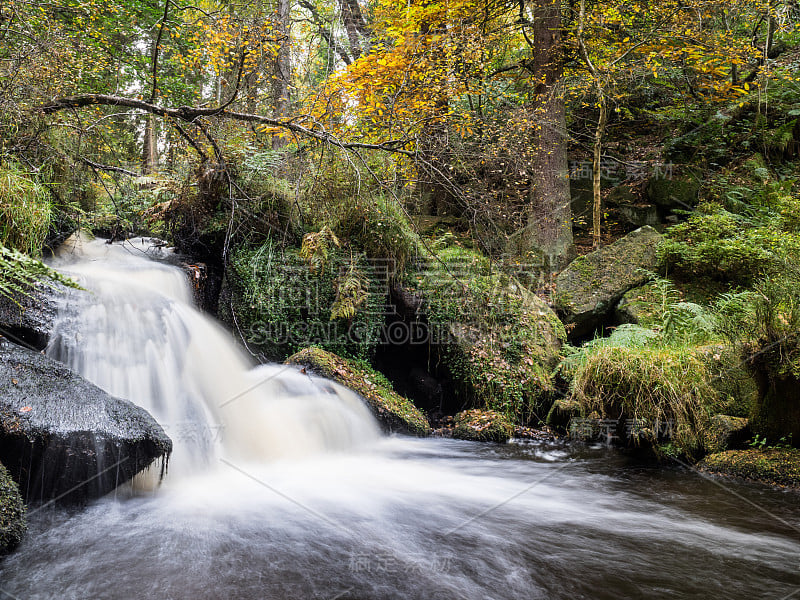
[299,226,340,274]
[330,255,369,320]
[0,243,81,302]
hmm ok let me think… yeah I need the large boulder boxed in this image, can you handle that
[0,339,172,503]
[555,226,663,339]
[0,462,25,555]
[400,246,566,423]
[286,347,431,436]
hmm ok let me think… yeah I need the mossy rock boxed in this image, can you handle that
[696,345,758,418]
[646,170,701,212]
[614,282,662,325]
[453,409,513,443]
[555,226,663,339]
[286,348,431,436]
[404,246,565,423]
[545,397,582,432]
[699,449,800,488]
[702,415,751,454]
[0,462,26,555]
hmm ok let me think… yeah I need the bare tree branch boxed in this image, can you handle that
[37,94,415,156]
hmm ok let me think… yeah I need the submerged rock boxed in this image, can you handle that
[0,462,25,555]
[555,225,663,339]
[453,409,513,443]
[0,339,172,503]
[286,347,431,436]
[700,449,800,488]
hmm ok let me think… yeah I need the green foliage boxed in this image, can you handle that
[225,237,384,361]
[300,226,340,274]
[0,162,51,256]
[659,161,800,284]
[0,243,81,302]
[717,273,800,379]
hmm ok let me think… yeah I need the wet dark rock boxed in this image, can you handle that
[555,226,663,339]
[0,282,70,350]
[0,462,25,555]
[0,339,172,503]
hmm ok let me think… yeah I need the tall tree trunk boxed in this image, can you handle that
[337,0,368,59]
[510,0,574,273]
[272,0,292,150]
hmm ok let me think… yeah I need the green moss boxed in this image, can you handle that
[0,462,25,555]
[545,397,582,431]
[286,347,431,436]
[700,449,800,488]
[222,237,385,361]
[696,345,757,418]
[453,409,513,443]
[404,245,565,424]
[702,415,750,454]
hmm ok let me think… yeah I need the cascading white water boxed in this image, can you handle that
[45,234,380,475]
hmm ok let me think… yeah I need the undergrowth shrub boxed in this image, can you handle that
[0,162,51,255]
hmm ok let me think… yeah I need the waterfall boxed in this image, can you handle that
[45,234,380,475]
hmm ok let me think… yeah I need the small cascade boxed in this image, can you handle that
[46,234,380,476]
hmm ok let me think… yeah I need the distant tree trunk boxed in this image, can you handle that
[337,0,369,59]
[511,0,574,272]
[591,92,606,249]
[142,113,158,174]
[272,0,292,150]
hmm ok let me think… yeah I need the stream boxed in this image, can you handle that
[0,236,798,599]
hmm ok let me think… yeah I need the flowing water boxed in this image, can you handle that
[1,236,799,599]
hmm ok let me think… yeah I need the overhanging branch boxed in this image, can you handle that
[37,94,415,156]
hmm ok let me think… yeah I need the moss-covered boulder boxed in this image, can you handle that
[286,347,431,436]
[646,170,701,213]
[700,449,800,488]
[453,409,513,443]
[703,415,751,454]
[0,463,25,555]
[614,282,662,325]
[545,397,582,432]
[403,246,565,423]
[555,226,663,339]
